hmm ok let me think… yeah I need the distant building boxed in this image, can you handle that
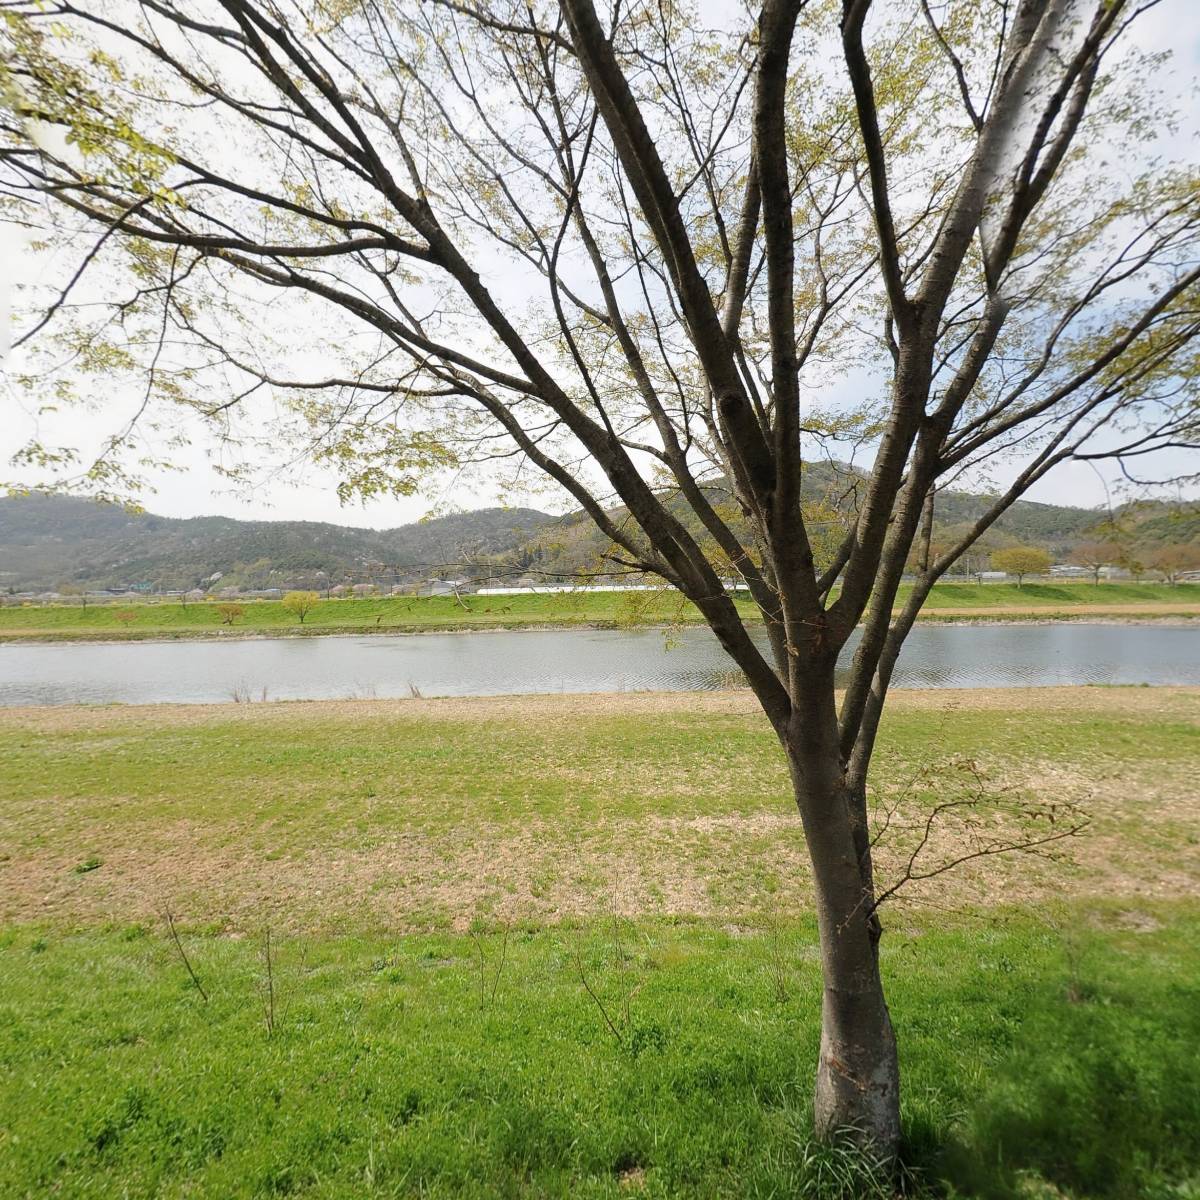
[416,579,469,597]
[475,582,750,596]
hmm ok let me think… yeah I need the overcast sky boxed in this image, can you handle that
[1,1,1197,530]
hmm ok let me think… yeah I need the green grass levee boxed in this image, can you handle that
[1,580,1198,641]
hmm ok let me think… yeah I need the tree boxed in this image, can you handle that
[991,546,1052,587]
[216,603,244,626]
[1145,544,1200,585]
[1121,548,1147,581]
[58,583,87,610]
[4,0,1199,1161]
[282,589,319,624]
[1069,539,1121,584]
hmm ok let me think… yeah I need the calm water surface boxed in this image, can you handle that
[0,623,1196,706]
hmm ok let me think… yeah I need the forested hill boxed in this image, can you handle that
[1,484,1191,592]
[0,494,555,591]
[525,474,1113,577]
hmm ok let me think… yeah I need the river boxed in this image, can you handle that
[0,622,1196,706]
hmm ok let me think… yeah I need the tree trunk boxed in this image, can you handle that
[783,692,901,1160]
[812,936,899,1155]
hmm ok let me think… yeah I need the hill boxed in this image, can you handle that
[526,469,1114,576]
[0,494,555,592]
[1,478,1192,593]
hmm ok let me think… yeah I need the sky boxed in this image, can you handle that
[1,1,1197,530]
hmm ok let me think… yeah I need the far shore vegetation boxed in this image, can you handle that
[2,580,1198,642]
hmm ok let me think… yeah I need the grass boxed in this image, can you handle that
[2,908,1199,1198]
[1,689,1198,1197]
[1,581,1198,641]
[2,689,1196,930]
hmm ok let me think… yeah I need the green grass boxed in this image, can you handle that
[1,581,1197,641]
[908,580,1200,609]
[2,906,1198,1198]
[2,690,1198,1197]
[2,691,1196,841]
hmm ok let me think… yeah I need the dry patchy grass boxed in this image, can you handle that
[1,688,1196,933]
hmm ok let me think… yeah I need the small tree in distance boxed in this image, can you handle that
[991,546,1052,588]
[216,604,245,627]
[1145,545,1200,586]
[282,590,320,625]
[1069,540,1121,585]
[58,583,87,610]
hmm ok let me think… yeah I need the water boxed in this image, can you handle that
[0,623,1195,706]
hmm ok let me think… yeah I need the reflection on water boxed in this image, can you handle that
[0,623,1196,706]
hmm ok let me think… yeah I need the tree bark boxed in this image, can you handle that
[783,676,900,1159]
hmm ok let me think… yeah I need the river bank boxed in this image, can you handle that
[2,581,1198,642]
[1,610,1198,645]
[4,685,1194,931]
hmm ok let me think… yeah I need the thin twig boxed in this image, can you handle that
[164,906,208,1002]
[469,928,486,1011]
[262,927,276,1036]
[573,946,625,1048]
[490,923,510,1006]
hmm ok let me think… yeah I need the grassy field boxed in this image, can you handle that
[1,688,1198,1197]
[1,580,1198,641]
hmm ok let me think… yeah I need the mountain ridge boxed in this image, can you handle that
[1,485,1192,593]
[0,494,557,591]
